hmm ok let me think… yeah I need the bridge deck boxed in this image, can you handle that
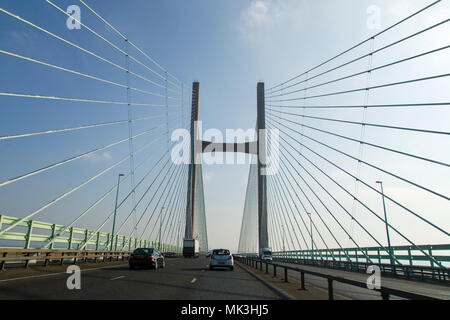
[0,257,284,300]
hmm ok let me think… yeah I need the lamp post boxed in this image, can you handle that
[307,212,313,261]
[158,207,165,251]
[281,225,285,254]
[111,173,124,251]
[376,181,394,265]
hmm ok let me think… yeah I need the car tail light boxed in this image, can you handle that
[228,255,232,260]
[148,255,154,259]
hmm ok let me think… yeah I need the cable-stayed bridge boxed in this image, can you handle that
[0,0,449,300]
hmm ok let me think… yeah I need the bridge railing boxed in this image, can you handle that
[273,244,450,267]
[275,257,449,284]
[272,245,450,283]
[0,214,181,254]
[236,256,443,300]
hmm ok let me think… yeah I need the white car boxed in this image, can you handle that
[261,249,273,261]
[209,249,234,271]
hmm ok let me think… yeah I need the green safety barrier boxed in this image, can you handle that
[272,244,450,268]
[0,214,182,253]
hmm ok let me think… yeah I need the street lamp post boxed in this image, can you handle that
[158,207,165,251]
[111,173,124,251]
[307,212,313,261]
[376,181,394,265]
[281,225,285,254]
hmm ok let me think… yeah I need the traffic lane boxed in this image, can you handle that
[0,258,208,300]
[63,259,203,300]
[0,263,130,299]
[0,259,190,300]
[112,257,284,300]
[0,257,283,300]
[182,259,284,300]
[0,259,128,281]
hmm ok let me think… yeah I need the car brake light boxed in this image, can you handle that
[228,255,232,260]
[148,255,154,259]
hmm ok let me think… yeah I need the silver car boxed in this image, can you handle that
[209,249,234,270]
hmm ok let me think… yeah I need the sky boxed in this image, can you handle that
[0,0,449,253]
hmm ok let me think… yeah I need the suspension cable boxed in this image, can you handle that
[267,110,449,167]
[78,0,182,86]
[44,0,181,91]
[266,115,450,237]
[0,123,167,188]
[266,0,442,92]
[0,7,179,94]
[268,114,450,201]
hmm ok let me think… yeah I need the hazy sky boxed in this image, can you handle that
[0,0,449,253]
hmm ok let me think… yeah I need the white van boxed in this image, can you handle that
[261,248,273,261]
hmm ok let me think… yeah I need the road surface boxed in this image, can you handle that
[0,257,284,300]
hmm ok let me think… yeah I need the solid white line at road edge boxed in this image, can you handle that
[0,264,128,283]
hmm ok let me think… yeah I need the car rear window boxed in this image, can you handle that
[133,248,153,255]
[212,249,230,255]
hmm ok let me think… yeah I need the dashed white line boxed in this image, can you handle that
[110,276,126,281]
[190,278,197,284]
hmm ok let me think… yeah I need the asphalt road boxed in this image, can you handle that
[0,257,284,300]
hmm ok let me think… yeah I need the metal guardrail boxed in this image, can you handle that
[273,257,450,283]
[272,244,450,268]
[0,248,132,271]
[236,257,443,300]
[0,214,181,253]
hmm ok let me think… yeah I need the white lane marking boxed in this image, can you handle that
[110,276,126,281]
[190,278,197,284]
[0,264,128,283]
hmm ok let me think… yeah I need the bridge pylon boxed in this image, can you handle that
[184,82,268,255]
[184,82,200,241]
[257,82,269,252]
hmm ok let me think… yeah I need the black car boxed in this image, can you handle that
[129,248,165,270]
[163,252,176,257]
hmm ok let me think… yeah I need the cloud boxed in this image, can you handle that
[83,151,113,163]
[243,1,271,28]
[237,0,305,43]
[9,30,32,48]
